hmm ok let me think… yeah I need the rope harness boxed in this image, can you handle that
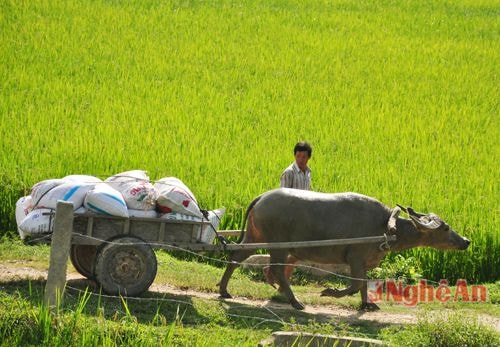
[379,233,391,251]
[379,205,401,251]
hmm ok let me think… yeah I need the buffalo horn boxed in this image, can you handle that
[396,204,407,213]
[387,206,401,233]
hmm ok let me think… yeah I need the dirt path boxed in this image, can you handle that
[149,282,420,326]
[1,263,498,331]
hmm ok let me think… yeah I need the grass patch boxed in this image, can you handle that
[380,312,500,346]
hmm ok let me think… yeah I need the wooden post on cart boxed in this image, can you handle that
[44,201,74,308]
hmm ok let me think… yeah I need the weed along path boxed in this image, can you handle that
[1,263,498,332]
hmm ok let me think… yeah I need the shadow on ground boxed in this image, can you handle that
[0,277,395,335]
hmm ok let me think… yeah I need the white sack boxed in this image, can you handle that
[74,207,87,214]
[31,179,65,208]
[155,177,202,217]
[160,211,203,222]
[128,209,158,218]
[105,170,156,210]
[199,208,226,244]
[36,182,95,210]
[84,184,129,218]
[105,170,149,186]
[63,175,103,184]
[114,181,157,210]
[19,208,54,236]
[16,196,33,239]
[204,208,226,231]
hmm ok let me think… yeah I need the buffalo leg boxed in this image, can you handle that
[284,255,298,281]
[263,255,298,288]
[320,258,368,301]
[320,259,379,311]
[219,249,254,299]
[269,251,304,310]
[359,279,379,311]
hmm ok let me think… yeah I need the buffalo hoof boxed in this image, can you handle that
[320,288,341,297]
[219,292,232,299]
[360,302,380,311]
[291,299,305,310]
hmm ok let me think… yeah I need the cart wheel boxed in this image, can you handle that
[94,236,157,296]
[70,245,97,280]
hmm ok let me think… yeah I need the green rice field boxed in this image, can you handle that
[0,0,498,283]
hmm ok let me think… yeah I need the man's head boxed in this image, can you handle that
[294,141,312,172]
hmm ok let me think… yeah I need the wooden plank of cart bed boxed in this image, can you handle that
[216,230,241,237]
[164,235,397,252]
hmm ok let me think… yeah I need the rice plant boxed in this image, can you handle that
[0,0,498,282]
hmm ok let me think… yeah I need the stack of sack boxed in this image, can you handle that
[16,170,225,244]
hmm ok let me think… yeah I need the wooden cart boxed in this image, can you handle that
[32,212,396,297]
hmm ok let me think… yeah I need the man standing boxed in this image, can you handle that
[280,141,312,190]
[264,141,312,289]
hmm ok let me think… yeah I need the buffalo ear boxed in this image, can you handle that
[410,212,443,231]
[398,205,443,231]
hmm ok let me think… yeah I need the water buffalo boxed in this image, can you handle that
[218,188,470,310]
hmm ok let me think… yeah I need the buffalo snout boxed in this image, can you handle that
[450,231,470,250]
[461,237,471,250]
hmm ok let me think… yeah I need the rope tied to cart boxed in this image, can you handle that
[200,209,228,248]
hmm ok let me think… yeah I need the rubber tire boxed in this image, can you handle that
[69,245,97,280]
[94,236,157,296]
